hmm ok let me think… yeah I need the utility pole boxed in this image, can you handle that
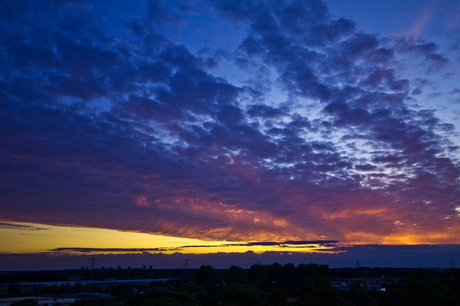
[89,257,98,280]
[183,259,191,269]
[451,261,456,268]
[89,257,98,269]
[356,261,360,268]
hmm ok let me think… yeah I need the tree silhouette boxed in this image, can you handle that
[7,283,21,295]
[225,265,246,284]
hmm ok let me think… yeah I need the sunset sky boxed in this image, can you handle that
[1,0,460,270]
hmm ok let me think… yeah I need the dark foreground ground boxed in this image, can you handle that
[2,264,460,306]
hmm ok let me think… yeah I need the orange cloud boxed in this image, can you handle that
[343,226,460,245]
[323,208,388,220]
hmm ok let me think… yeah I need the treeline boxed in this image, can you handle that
[65,264,460,306]
[4,281,136,297]
[330,267,416,278]
[0,266,450,283]
[0,271,69,283]
[4,265,460,305]
[0,269,184,283]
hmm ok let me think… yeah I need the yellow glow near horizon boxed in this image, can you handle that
[0,222,230,253]
[2,221,459,256]
[0,221,337,255]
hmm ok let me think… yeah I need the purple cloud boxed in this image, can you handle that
[0,0,459,248]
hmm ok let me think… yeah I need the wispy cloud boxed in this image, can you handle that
[0,222,50,231]
[50,240,339,254]
[408,9,433,37]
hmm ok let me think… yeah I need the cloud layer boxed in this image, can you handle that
[0,0,459,246]
[2,245,460,270]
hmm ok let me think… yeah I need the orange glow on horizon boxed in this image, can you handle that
[1,218,459,257]
[343,227,460,245]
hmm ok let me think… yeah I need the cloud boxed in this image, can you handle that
[393,37,449,73]
[50,240,339,254]
[0,0,31,21]
[2,245,460,270]
[247,104,287,118]
[0,0,459,248]
[408,9,432,37]
[0,222,50,231]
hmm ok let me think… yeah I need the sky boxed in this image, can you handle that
[0,0,460,270]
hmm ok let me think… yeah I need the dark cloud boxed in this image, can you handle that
[393,37,449,73]
[0,0,459,248]
[247,104,287,118]
[50,240,338,254]
[355,164,377,172]
[2,245,460,270]
[0,222,49,231]
[0,0,31,21]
